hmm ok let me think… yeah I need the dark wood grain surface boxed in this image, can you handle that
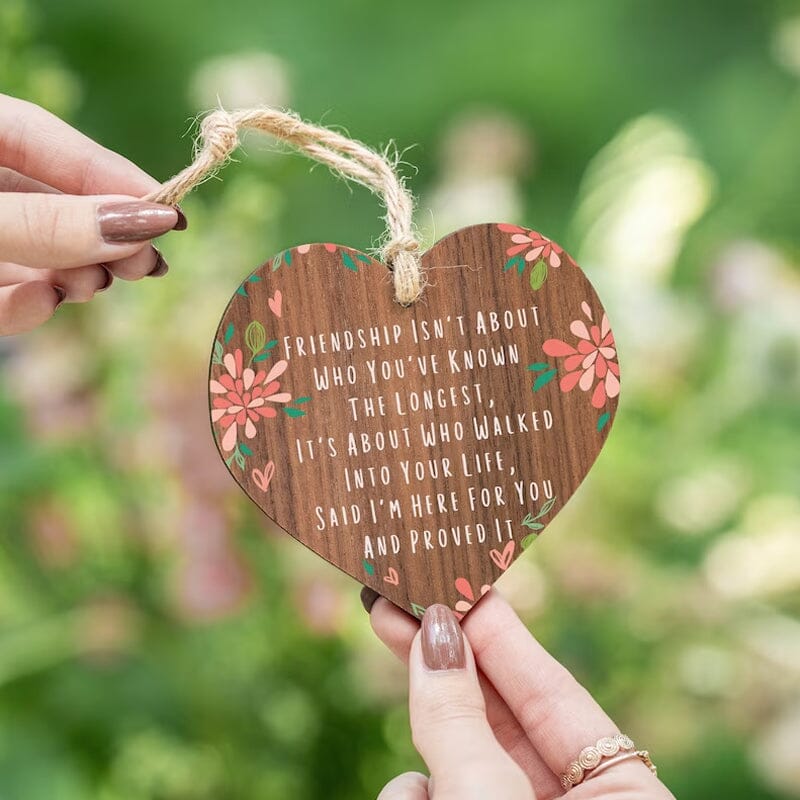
[208,223,620,618]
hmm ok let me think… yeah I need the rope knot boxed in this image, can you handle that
[149,106,426,303]
[384,237,425,306]
[200,110,239,161]
[383,235,420,264]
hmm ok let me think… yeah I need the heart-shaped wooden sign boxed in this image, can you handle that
[209,223,620,618]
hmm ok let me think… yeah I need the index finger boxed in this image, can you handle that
[462,592,660,789]
[0,94,159,196]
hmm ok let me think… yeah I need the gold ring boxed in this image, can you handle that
[559,734,657,790]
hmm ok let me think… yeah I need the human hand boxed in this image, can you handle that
[365,591,675,799]
[0,93,185,335]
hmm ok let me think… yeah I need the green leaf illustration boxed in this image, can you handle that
[341,250,357,271]
[212,340,224,365]
[410,603,426,619]
[239,443,253,457]
[294,396,311,404]
[245,321,267,360]
[284,408,306,418]
[248,275,261,283]
[527,362,550,372]
[362,560,375,576]
[597,412,611,432]
[521,517,544,531]
[529,259,548,290]
[236,285,248,297]
[537,496,557,518]
[521,533,539,550]
[271,251,283,272]
[533,369,557,391]
[223,322,235,344]
[284,249,292,266]
[355,252,372,264]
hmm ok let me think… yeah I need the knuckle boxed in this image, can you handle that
[412,694,487,750]
[70,266,105,302]
[516,668,581,733]
[18,194,62,259]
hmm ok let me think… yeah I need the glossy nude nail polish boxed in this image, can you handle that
[421,604,466,671]
[97,201,179,243]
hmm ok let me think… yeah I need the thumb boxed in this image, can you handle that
[0,193,179,269]
[408,605,534,800]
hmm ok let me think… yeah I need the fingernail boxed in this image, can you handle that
[421,604,465,671]
[148,249,169,277]
[360,586,380,614]
[97,201,178,243]
[96,265,113,293]
[53,285,67,308]
[173,205,188,231]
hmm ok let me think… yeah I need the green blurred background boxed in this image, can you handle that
[1,0,800,797]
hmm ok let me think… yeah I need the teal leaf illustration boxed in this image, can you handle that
[294,396,311,404]
[341,250,357,271]
[223,322,235,344]
[527,362,550,372]
[252,340,279,362]
[248,275,261,283]
[597,412,611,432]
[236,285,248,297]
[529,259,548,290]
[362,560,375,576]
[239,443,253,457]
[533,369,557,391]
[284,408,306,418]
[503,255,524,274]
[521,533,539,550]
[410,603,426,619]
[284,249,292,266]
[355,252,372,264]
[271,251,283,271]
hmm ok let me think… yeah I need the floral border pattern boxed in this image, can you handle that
[498,223,574,291]
[211,233,619,616]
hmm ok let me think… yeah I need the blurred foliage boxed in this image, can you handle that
[1,0,800,797]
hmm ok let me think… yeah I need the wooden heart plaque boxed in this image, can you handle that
[209,223,620,618]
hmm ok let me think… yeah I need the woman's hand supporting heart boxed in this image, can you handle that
[0,93,186,335]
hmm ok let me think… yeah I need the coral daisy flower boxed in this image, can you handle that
[210,349,291,452]
[543,302,620,408]
[498,223,566,269]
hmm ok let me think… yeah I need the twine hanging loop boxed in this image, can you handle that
[146,107,424,304]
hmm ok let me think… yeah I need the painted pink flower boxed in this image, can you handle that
[498,223,566,269]
[297,243,337,254]
[453,577,490,619]
[210,349,291,452]
[543,302,620,409]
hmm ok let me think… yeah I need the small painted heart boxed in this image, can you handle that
[489,540,515,571]
[251,461,275,493]
[268,290,282,317]
[210,224,620,617]
[383,567,400,586]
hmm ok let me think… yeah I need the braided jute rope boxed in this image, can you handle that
[145,107,424,305]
